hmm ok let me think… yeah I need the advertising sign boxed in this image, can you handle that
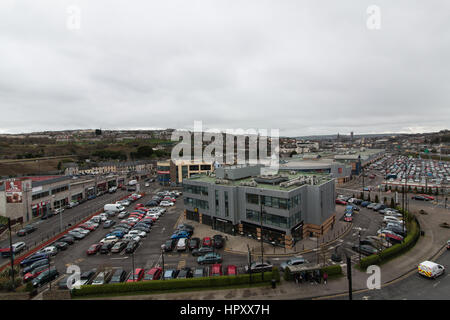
[6,179,22,203]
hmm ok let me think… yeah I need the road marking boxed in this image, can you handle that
[110,256,128,260]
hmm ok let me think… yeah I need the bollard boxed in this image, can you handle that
[271,279,276,289]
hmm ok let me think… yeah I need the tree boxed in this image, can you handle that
[360,192,364,200]
[375,195,379,203]
[95,129,102,136]
[390,198,395,208]
[383,197,387,204]
[57,161,62,171]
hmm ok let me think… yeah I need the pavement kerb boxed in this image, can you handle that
[222,222,354,258]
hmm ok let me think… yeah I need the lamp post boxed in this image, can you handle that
[259,193,264,264]
[358,231,361,264]
[161,248,165,280]
[131,250,135,281]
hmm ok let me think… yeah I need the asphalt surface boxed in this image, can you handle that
[331,250,450,300]
[0,188,132,251]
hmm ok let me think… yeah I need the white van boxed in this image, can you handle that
[104,204,125,213]
[418,261,445,279]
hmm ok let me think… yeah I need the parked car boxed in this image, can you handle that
[213,235,224,249]
[163,269,179,280]
[193,267,207,278]
[68,231,85,240]
[92,270,113,285]
[160,201,174,207]
[210,264,222,276]
[171,231,190,240]
[352,244,378,256]
[197,253,222,264]
[118,211,129,219]
[103,220,116,229]
[111,241,127,253]
[109,268,128,283]
[176,238,187,251]
[127,268,145,282]
[162,239,177,252]
[177,267,193,279]
[100,242,114,254]
[87,243,102,255]
[202,237,212,247]
[245,262,273,273]
[78,269,97,286]
[143,267,162,281]
[20,253,50,267]
[191,246,214,256]
[226,265,237,276]
[32,267,59,288]
[188,238,200,251]
[125,240,139,253]
[58,235,75,245]
[99,236,119,245]
[38,246,58,257]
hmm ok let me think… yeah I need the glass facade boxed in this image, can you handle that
[183,184,208,196]
[245,209,289,229]
[184,197,209,210]
[245,193,300,210]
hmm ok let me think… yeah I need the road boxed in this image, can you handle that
[331,250,450,300]
[0,188,132,251]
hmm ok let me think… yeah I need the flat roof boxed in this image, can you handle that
[187,171,332,191]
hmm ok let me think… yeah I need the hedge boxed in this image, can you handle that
[359,215,420,270]
[283,265,341,281]
[72,270,279,297]
[321,265,342,277]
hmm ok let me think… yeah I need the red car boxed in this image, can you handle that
[143,267,162,281]
[127,268,145,282]
[420,195,434,201]
[335,199,347,205]
[135,204,144,209]
[23,265,50,282]
[211,264,222,276]
[87,243,102,255]
[163,197,176,203]
[226,265,237,276]
[344,216,353,222]
[80,224,96,231]
[202,237,212,247]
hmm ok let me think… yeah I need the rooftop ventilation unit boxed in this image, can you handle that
[215,179,230,185]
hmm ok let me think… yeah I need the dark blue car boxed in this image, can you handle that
[20,252,50,267]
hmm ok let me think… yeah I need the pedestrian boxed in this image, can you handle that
[323,272,328,285]
[295,273,299,285]
[299,272,303,284]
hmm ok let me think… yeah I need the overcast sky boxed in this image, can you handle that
[0,0,449,136]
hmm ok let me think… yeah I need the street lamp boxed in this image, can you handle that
[161,247,165,280]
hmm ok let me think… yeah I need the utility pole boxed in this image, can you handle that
[347,255,352,300]
[161,248,165,280]
[259,193,264,264]
[358,231,361,264]
[247,244,252,284]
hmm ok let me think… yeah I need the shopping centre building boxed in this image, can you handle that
[182,164,336,249]
[0,174,129,224]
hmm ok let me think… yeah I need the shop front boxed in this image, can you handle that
[241,221,286,247]
[97,182,107,193]
[71,193,83,202]
[291,221,304,244]
[32,201,51,218]
[201,214,213,227]
[86,187,95,199]
[107,180,117,188]
[53,198,68,209]
[213,218,236,235]
[186,209,200,222]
